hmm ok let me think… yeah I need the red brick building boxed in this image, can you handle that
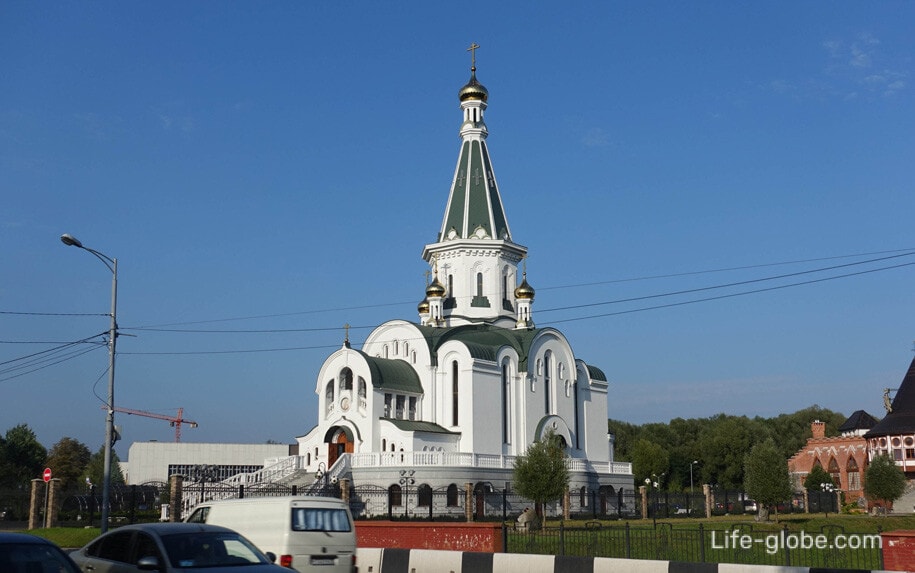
[788,411,878,502]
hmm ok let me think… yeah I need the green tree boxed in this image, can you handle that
[45,437,91,491]
[513,430,568,518]
[699,415,763,488]
[631,439,670,487]
[84,446,125,488]
[865,454,907,514]
[0,424,47,488]
[803,464,835,491]
[744,438,792,522]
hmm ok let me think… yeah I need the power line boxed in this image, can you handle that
[544,261,915,325]
[536,247,915,291]
[539,251,915,314]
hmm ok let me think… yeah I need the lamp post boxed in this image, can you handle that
[821,482,835,518]
[61,233,118,534]
[690,460,698,494]
[315,462,327,489]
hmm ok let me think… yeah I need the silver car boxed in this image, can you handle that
[70,522,289,572]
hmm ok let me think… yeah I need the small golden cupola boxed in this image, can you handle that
[514,271,535,329]
[514,272,535,300]
[426,277,446,298]
[458,68,489,102]
[417,297,430,316]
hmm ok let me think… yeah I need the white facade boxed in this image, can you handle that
[126,441,291,485]
[295,64,631,494]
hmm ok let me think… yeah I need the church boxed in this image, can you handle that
[294,53,633,507]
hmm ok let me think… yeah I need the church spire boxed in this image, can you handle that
[437,44,509,243]
[421,47,528,328]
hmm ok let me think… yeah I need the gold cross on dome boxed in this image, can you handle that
[467,43,480,67]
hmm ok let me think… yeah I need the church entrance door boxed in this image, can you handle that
[327,428,353,467]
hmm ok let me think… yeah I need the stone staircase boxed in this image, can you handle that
[890,481,915,515]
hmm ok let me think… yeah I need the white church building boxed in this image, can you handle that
[293,59,633,501]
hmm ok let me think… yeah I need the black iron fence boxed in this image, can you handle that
[45,481,843,528]
[505,521,883,570]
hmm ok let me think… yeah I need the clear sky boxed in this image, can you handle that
[2,2,914,456]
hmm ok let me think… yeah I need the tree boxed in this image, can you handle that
[744,438,792,522]
[513,429,568,518]
[84,446,125,488]
[45,437,91,491]
[865,454,907,514]
[0,424,47,488]
[803,464,835,491]
[630,439,669,487]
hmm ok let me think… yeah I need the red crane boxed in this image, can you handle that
[103,406,199,442]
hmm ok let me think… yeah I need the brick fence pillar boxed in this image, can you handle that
[563,488,570,520]
[464,483,474,522]
[639,485,647,519]
[169,474,183,522]
[45,478,62,528]
[28,479,42,530]
[341,478,350,504]
[703,484,712,518]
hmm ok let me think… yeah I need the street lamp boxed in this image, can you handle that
[690,460,699,494]
[61,233,118,534]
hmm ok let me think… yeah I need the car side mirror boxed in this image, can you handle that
[137,555,160,570]
[265,551,277,563]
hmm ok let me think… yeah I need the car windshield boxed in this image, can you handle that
[0,542,81,573]
[160,532,267,568]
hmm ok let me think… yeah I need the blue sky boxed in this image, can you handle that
[2,2,914,455]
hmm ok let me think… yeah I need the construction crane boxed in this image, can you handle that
[103,406,198,442]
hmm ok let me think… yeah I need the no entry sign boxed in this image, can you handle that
[43,468,52,482]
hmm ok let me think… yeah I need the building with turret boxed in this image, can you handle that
[294,57,633,507]
[866,355,915,477]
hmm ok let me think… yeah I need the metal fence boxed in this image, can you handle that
[48,481,843,528]
[505,521,883,570]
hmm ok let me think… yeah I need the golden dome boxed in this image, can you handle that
[459,68,488,102]
[417,297,430,314]
[514,274,535,300]
[426,277,446,298]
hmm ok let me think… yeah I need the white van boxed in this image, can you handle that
[185,496,356,573]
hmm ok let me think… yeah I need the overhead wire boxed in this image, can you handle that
[1,249,913,359]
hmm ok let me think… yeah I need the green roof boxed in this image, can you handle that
[414,323,539,370]
[586,364,607,382]
[356,351,423,394]
[383,419,459,434]
[440,140,510,241]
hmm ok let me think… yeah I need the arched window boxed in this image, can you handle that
[446,484,459,507]
[544,351,553,414]
[580,486,588,507]
[476,272,484,297]
[451,360,459,426]
[325,381,335,414]
[417,484,433,507]
[828,457,840,485]
[382,439,387,452]
[358,377,366,398]
[339,368,353,391]
[394,340,399,355]
[502,361,511,445]
[847,457,861,491]
[383,345,389,358]
[389,484,403,507]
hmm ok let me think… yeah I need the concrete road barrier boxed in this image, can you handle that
[355,547,890,573]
